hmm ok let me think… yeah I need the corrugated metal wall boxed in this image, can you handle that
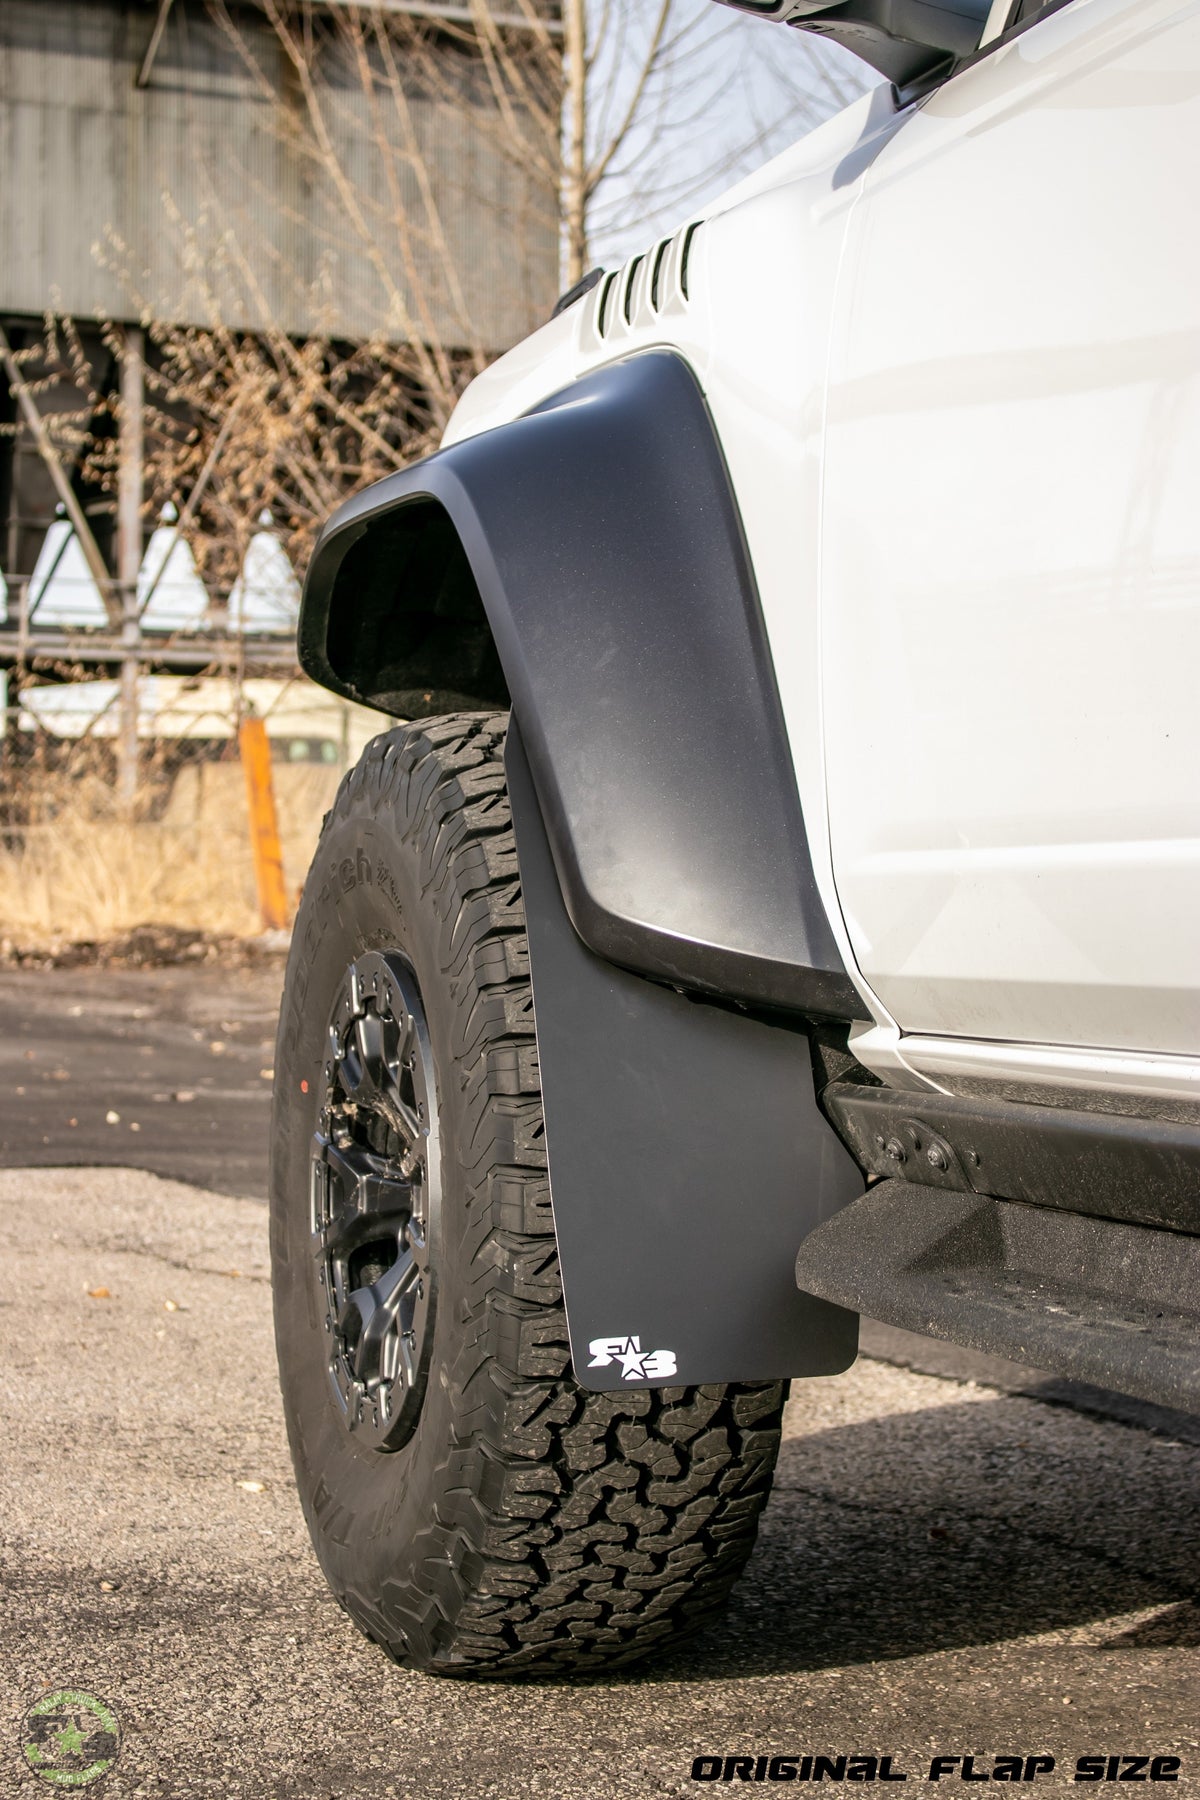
[0,0,558,348]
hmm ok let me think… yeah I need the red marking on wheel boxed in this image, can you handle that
[301,1079,309,1093]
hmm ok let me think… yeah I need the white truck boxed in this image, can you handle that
[270,0,1200,1677]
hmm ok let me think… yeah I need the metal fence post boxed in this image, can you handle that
[238,715,289,931]
[117,324,144,809]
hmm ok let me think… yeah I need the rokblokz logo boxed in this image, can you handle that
[20,1689,120,1787]
[587,1335,677,1380]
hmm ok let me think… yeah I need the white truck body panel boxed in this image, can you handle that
[440,0,1200,1096]
[822,0,1200,1058]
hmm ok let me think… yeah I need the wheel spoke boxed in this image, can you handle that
[312,1137,413,1259]
[339,1248,419,1385]
[392,1094,423,1147]
[334,1004,424,1148]
[337,1010,394,1110]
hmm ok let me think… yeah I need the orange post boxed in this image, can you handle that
[238,717,289,931]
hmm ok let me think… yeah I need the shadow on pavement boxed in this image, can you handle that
[610,1391,1200,1687]
[0,962,283,1197]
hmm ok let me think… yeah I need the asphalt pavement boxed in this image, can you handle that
[1,967,1197,1797]
[0,963,281,1197]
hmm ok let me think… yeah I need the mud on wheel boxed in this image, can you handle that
[270,712,784,1677]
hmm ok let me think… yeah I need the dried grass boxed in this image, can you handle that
[0,759,340,948]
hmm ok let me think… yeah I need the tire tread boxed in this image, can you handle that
[299,712,783,1676]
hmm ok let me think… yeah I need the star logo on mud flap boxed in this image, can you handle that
[587,1335,677,1380]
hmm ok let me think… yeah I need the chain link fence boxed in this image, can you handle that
[0,649,387,950]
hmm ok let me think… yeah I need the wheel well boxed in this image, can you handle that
[324,496,509,719]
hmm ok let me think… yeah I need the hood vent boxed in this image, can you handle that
[585,221,702,347]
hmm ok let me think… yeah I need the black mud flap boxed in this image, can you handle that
[506,722,861,1392]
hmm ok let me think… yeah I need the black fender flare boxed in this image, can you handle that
[299,349,866,1019]
[300,350,869,1384]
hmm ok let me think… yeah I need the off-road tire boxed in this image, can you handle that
[270,712,785,1676]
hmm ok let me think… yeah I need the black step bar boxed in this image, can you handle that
[823,1081,1200,1235]
[795,1182,1200,1414]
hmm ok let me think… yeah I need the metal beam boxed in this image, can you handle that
[136,0,176,87]
[0,325,119,628]
[117,324,145,805]
[135,393,245,622]
[306,1,562,36]
[0,629,299,676]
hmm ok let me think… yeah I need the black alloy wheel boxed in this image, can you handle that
[311,951,440,1453]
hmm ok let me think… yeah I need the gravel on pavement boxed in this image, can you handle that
[2,1167,1197,1799]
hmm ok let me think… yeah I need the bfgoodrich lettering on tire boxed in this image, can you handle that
[271,713,784,1676]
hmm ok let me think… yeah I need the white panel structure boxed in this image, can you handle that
[19,679,122,736]
[229,519,302,634]
[137,507,210,633]
[27,519,108,628]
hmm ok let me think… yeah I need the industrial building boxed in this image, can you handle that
[0,0,560,787]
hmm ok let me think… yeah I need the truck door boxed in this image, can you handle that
[820,0,1200,1057]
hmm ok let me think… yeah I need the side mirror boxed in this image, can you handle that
[710,0,993,86]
